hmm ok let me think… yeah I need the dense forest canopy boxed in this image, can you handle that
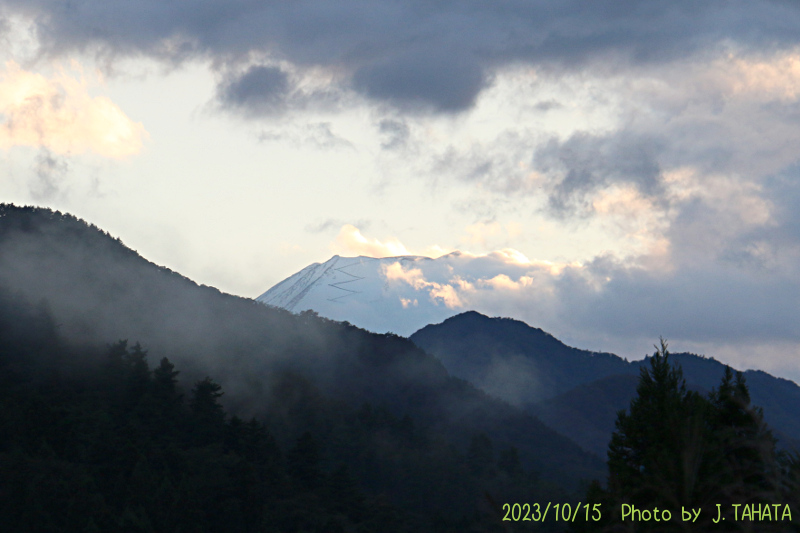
[0,286,578,532]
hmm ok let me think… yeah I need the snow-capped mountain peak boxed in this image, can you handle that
[257,254,459,335]
[257,250,544,336]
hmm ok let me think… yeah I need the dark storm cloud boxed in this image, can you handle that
[218,65,290,115]
[533,131,665,216]
[8,0,800,113]
[218,64,343,116]
[352,49,488,112]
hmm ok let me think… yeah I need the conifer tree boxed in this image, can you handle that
[606,338,706,515]
[124,342,151,401]
[580,340,787,532]
[152,357,182,406]
[105,340,130,380]
[189,377,226,445]
[190,377,224,419]
[288,431,322,490]
[706,367,780,506]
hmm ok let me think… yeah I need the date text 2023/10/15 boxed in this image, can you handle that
[501,502,793,525]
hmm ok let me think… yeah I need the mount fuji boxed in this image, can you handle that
[257,250,554,336]
[256,254,461,336]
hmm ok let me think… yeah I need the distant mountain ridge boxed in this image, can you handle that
[411,311,630,405]
[410,312,800,457]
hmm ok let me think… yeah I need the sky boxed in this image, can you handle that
[1,0,799,381]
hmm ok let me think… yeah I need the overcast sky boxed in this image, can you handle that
[1,0,799,380]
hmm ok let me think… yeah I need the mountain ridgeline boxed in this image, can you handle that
[410,312,800,458]
[0,204,600,531]
[411,311,631,406]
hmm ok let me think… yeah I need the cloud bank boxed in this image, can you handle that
[321,224,800,381]
[6,0,800,113]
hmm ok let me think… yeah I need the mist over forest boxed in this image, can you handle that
[2,203,800,532]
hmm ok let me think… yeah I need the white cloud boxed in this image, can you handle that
[0,61,148,158]
[382,261,425,286]
[331,224,453,259]
[382,261,467,308]
[723,50,800,102]
[478,274,534,291]
[379,249,585,313]
[400,297,417,308]
[332,224,410,257]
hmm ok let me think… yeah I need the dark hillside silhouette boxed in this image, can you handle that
[412,312,800,457]
[0,203,602,531]
[411,311,631,405]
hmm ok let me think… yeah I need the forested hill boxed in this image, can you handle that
[411,311,800,457]
[0,204,601,531]
[410,311,631,405]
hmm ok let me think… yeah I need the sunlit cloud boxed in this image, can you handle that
[478,274,535,291]
[400,297,418,308]
[382,262,425,286]
[724,50,800,102]
[0,61,148,158]
[331,224,453,258]
[663,168,773,229]
[589,184,672,264]
[382,261,468,309]
[332,224,410,257]
[379,248,585,313]
[484,249,533,265]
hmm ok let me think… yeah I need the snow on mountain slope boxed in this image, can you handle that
[257,254,461,335]
[257,250,550,336]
